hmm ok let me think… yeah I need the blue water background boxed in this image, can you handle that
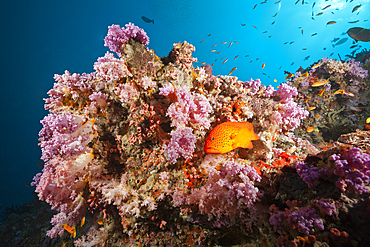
[0,0,369,214]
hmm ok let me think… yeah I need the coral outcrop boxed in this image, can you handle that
[30,23,370,246]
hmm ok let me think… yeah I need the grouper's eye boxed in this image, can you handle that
[212,137,215,140]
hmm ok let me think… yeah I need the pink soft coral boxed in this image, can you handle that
[104,23,149,56]
[163,86,212,129]
[164,126,197,163]
[93,52,132,83]
[173,160,262,227]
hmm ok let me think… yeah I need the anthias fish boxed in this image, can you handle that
[352,5,361,13]
[327,21,337,25]
[311,79,329,87]
[204,122,259,154]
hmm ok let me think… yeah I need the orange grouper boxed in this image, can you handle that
[204,121,259,154]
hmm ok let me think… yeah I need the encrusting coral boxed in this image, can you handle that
[31,23,370,246]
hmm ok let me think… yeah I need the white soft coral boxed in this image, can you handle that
[74,225,108,247]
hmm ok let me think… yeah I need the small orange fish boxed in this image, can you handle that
[253,4,258,9]
[216,51,221,54]
[221,41,228,44]
[241,23,246,26]
[200,62,206,65]
[302,72,309,77]
[352,5,361,13]
[285,73,294,80]
[60,221,76,238]
[307,106,316,111]
[273,13,277,17]
[200,40,205,43]
[80,216,86,227]
[311,62,323,69]
[61,241,73,247]
[322,4,331,10]
[212,44,217,47]
[311,79,329,87]
[228,67,237,75]
[234,55,239,60]
[262,63,265,69]
[307,126,315,132]
[208,34,212,36]
[204,122,259,154]
[333,89,345,95]
[301,29,304,35]
[365,125,370,130]
[253,25,257,29]
[314,114,320,118]
[316,12,323,16]
[318,88,325,96]
[327,21,336,25]
[228,41,234,47]
[209,49,216,52]
[222,59,228,65]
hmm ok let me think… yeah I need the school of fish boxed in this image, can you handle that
[194,1,367,82]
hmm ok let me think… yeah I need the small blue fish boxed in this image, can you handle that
[332,38,348,47]
[331,37,340,43]
[141,16,154,24]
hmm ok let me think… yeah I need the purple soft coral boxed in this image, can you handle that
[296,161,322,188]
[330,148,370,194]
[270,206,324,235]
[316,198,337,216]
[270,101,309,131]
[244,78,262,95]
[104,23,149,56]
[39,112,90,161]
[275,83,298,102]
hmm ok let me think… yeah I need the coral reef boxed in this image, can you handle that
[289,55,370,144]
[27,23,370,246]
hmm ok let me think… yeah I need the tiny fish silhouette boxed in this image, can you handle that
[204,122,259,154]
[141,16,154,24]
